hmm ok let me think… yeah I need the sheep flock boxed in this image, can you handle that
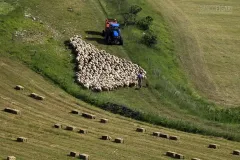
[70,35,146,92]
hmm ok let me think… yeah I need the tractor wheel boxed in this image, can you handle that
[102,30,105,37]
[119,38,123,45]
[107,36,112,45]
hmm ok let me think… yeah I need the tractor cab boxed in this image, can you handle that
[110,23,120,37]
[102,18,123,45]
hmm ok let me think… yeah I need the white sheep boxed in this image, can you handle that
[70,35,147,91]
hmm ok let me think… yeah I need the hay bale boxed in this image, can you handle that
[169,135,179,141]
[54,124,62,129]
[208,144,219,149]
[136,127,146,133]
[71,109,80,114]
[102,135,111,140]
[30,93,38,98]
[15,85,24,90]
[100,118,108,123]
[82,112,96,119]
[79,129,88,134]
[69,151,79,157]
[66,126,76,131]
[30,93,45,100]
[4,108,21,115]
[159,133,169,139]
[175,153,184,159]
[36,95,45,100]
[191,158,201,160]
[79,154,89,160]
[233,150,240,155]
[17,137,27,142]
[153,132,160,137]
[166,151,176,158]
[115,138,124,143]
[7,156,16,160]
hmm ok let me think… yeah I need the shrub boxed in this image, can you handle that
[123,13,136,26]
[137,16,153,30]
[142,30,158,47]
[129,5,142,15]
[123,5,142,26]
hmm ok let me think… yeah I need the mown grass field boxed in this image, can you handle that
[149,0,240,106]
[0,0,239,141]
[1,57,240,160]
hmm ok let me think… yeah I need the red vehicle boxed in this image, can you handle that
[102,18,123,45]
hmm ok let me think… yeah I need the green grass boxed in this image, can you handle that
[0,0,240,141]
[0,1,15,15]
[149,0,240,105]
[1,57,240,160]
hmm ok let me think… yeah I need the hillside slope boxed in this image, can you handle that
[1,57,240,160]
[0,0,240,142]
[148,0,240,105]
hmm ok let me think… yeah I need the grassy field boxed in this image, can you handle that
[148,0,240,106]
[1,57,240,160]
[0,0,240,141]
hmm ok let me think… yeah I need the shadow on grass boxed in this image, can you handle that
[85,31,103,36]
[85,37,106,45]
[64,39,77,67]
[85,30,106,45]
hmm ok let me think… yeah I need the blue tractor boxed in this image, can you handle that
[102,18,123,45]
